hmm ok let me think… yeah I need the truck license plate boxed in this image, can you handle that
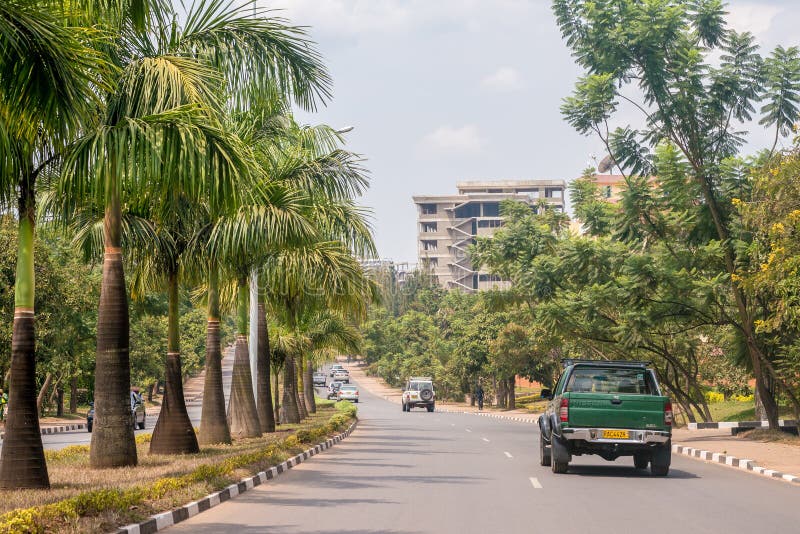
[602,430,630,439]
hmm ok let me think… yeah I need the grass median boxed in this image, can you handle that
[0,401,356,534]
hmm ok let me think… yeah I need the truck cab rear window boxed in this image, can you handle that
[565,368,655,394]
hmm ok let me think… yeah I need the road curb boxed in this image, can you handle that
[687,420,798,430]
[436,408,537,424]
[0,423,86,440]
[672,443,800,485]
[115,420,358,534]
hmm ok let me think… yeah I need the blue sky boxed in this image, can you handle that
[265,0,800,264]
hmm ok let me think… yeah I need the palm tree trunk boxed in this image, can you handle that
[303,360,316,414]
[273,367,281,422]
[0,184,49,488]
[150,269,199,454]
[90,184,137,468]
[281,356,301,424]
[199,267,231,445]
[295,356,308,420]
[256,303,275,433]
[227,277,261,438]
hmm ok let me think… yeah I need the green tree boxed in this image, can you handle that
[553,0,800,428]
[0,0,111,488]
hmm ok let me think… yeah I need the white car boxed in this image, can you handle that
[402,377,435,412]
[337,385,359,403]
[329,364,345,377]
[332,369,350,383]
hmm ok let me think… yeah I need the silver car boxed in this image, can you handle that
[337,384,359,403]
[332,369,350,383]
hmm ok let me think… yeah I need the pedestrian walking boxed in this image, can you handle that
[475,384,484,411]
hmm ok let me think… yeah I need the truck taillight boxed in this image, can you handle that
[664,401,673,426]
[559,397,569,423]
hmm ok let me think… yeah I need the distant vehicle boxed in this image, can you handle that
[402,377,435,412]
[88,389,146,432]
[313,372,327,386]
[538,360,672,476]
[329,364,345,377]
[332,369,350,383]
[327,381,344,400]
[337,385,359,403]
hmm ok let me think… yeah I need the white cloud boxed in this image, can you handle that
[481,67,523,92]
[421,125,485,153]
[725,3,781,37]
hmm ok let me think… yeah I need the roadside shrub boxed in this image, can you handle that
[44,445,89,462]
[704,391,725,404]
[731,394,755,403]
[135,433,152,444]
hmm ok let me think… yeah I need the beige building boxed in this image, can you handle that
[413,180,566,291]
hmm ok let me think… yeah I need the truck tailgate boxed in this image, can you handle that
[567,393,667,430]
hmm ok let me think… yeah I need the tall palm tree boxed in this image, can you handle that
[0,0,111,489]
[262,241,376,423]
[58,0,330,467]
[205,181,315,436]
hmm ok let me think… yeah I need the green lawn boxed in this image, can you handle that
[677,401,795,425]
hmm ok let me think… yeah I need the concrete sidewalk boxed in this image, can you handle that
[672,427,800,477]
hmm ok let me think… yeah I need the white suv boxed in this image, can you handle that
[402,377,435,412]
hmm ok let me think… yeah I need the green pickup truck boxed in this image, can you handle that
[538,360,672,476]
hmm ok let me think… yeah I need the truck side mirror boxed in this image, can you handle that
[541,388,552,400]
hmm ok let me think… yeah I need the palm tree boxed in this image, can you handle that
[58,0,330,467]
[291,310,361,414]
[262,241,376,423]
[197,264,231,444]
[0,1,111,489]
[205,181,315,437]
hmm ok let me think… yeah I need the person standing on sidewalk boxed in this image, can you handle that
[475,384,485,411]
[0,389,7,420]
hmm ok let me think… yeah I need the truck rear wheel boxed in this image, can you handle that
[550,435,569,474]
[539,434,552,467]
[650,441,671,476]
[633,452,649,469]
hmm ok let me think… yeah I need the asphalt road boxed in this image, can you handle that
[167,375,799,534]
[0,351,233,451]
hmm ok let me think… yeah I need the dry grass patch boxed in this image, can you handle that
[738,428,800,447]
[0,403,356,534]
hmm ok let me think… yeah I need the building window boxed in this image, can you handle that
[479,274,502,282]
[478,219,504,228]
[545,188,563,199]
[420,203,437,215]
[488,188,502,193]
[421,222,437,233]
[423,257,438,267]
[422,240,437,251]
[454,203,480,218]
[482,202,500,217]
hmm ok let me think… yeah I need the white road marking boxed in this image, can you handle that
[504,451,513,458]
[451,423,456,427]
[482,437,490,442]
[465,428,472,433]
[529,477,542,489]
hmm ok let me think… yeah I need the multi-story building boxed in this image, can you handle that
[413,180,566,291]
[593,173,627,203]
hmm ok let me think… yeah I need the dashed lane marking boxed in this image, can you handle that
[529,477,542,489]
[504,451,513,459]
[482,438,490,442]
[465,428,472,433]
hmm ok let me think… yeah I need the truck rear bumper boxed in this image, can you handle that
[562,428,670,445]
